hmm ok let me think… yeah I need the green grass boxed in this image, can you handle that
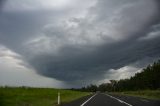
[0,87,90,106]
[109,90,160,100]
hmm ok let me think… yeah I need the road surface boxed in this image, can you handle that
[62,93,160,106]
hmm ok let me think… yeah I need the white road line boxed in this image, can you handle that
[80,93,97,106]
[105,94,133,106]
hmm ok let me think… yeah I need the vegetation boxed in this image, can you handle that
[109,90,160,100]
[80,60,160,92]
[0,87,90,106]
[79,60,160,99]
[109,60,160,91]
[0,60,160,105]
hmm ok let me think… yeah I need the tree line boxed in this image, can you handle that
[76,60,160,92]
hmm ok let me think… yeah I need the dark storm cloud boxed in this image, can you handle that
[0,0,160,86]
[0,0,5,11]
[29,32,160,82]
[27,0,160,83]
[0,9,73,55]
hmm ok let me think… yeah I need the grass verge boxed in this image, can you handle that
[108,90,160,100]
[0,87,90,106]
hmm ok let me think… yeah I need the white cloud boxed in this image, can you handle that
[0,45,65,88]
[139,24,160,40]
[108,66,141,80]
[98,66,142,84]
[3,0,72,11]
[140,31,160,40]
[3,0,96,12]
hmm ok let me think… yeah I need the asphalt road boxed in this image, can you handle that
[62,93,160,106]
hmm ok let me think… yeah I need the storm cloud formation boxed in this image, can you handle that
[0,0,160,87]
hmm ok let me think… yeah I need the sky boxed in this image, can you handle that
[0,0,160,88]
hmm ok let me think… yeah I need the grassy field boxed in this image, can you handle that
[109,90,160,100]
[0,87,90,106]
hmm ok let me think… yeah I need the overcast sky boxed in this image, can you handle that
[0,0,160,88]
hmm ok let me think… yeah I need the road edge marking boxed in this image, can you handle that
[80,93,97,106]
[104,94,133,106]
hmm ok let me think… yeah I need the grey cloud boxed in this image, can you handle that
[90,0,160,39]
[0,9,73,56]
[0,0,5,11]
[0,0,160,87]
[139,24,160,40]
[29,34,160,83]
[28,0,160,84]
[0,45,66,88]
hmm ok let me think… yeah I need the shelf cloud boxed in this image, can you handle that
[0,0,160,87]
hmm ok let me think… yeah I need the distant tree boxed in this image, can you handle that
[79,60,160,92]
[98,83,112,92]
[113,60,160,91]
[88,84,98,92]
